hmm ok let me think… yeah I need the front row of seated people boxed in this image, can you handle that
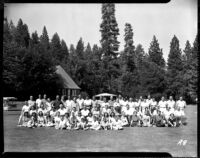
[18,96,186,130]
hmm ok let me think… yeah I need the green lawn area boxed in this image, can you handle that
[3,105,197,157]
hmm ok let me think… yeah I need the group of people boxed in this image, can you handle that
[17,94,187,130]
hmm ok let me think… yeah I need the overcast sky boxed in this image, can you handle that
[4,0,197,61]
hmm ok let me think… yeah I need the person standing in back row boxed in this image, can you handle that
[28,96,35,108]
[176,96,186,111]
[158,96,167,114]
[53,95,61,110]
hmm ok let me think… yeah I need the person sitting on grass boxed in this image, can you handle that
[91,105,101,118]
[112,115,123,130]
[58,103,67,117]
[37,102,47,116]
[19,112,30,127]
[174,107,186,126]
[80,117,89,130]
[50,107,57,120]
[122,104,134,125]
[90,116,101,130]
[101,104,111,116]
[37,111,46,127]
[101,112,110,123]
[70,111,77,129]
[54,111,61,129]
[121,112,129,127]
[154,110,166,127]
[63,112,72,130]
[81,105,90,117]
[141,108,151,127]
[101,117,110,130]
[130,111,141,127]
[87,112,94,127]
[109,112,116,129]
[109,105,118,116]
[29,105,37,116]
[58,115,67,130]
[18,101,29,126]
[167,113,177,127]
[163,106,171,122]
[45,111,54,127]
[28,112,38,128]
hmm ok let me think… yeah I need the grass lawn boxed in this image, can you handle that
[3,105,197,157]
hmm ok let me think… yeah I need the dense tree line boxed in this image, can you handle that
[3,3,198,103]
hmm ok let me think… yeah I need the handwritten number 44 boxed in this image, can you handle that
[177,139,187,146]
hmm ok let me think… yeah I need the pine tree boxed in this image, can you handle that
[121,23,139,97]
[29,31,39,48]
[40,26,50,50]
[76,38,84,60]
[50,32,62,63]
[14,19,30,48]
[148,35,165,68]
[167,35,184,98]
[135,44,145,68]
[181,40,193,102]
[100,3,120,59]
[188,35,198,101]
[61,39,69,61]
[84,43,92,59]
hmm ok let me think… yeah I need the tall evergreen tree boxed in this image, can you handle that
[50,32,62,63]
[135,44,145,68]
[121,23,139,97]
[99,3,121,93]
[188,35,198,101]
[14,19,30,48]
[40,26,50,50]
[61,39,69,61]
[84,43,92,59]
[76,37,84,60]
[148,35,165,68]
[100,3,120,59]
[29,31,39,48]
[167,35,184,98]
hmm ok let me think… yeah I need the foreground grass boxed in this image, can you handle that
[4,106,197,157]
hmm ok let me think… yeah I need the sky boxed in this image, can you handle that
[4,0,197,61]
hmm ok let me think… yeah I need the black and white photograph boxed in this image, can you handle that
[3,1,198,157]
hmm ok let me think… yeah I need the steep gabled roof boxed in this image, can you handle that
[55,65,80,89]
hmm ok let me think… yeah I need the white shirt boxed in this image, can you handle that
[65,100,73,110]
[164,110,171,119]
[176,100,186,110]
[77,98,84,109]
[174,110,185,117]
[113,102,120,107]
[146,99,152,106]
[36,98,42,108]
[28,100,35,108]
[119,99,126,106]
[123,108,134,116]
[134,102,140,107]
[101,102,109,108]
[158,100,167,108]
[128,102,135,109]
[141,101,149,110]
[81,109,89,117]
[22,105,29,113]
[37,108,47,115]
[167,100,175,109]
[151,101,157,107]
[58,108,67,116]
[84,99,92,106]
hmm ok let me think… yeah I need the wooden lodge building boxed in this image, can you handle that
[55,65,81,97]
